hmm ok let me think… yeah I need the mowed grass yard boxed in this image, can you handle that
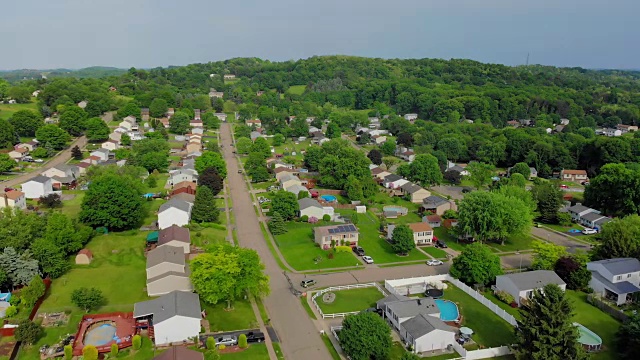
[203,299,258,332]
[316,287,385,314]
[220,343,270,359]
[433,227,534,254]
[567,291,620,360]
[286,85,307,95]
[442,283,516,348]
[0,101,38,120]
[274,222,359,270]
[342,210,428,264]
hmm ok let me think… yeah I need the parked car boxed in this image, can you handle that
[238,170,243,174]
[34,159,44,163]
[215,335,238,347]
[245,331,265,343]
[426,260,443,266]
[362,256,374,264]
[352,246,365,256]
[582,228,597,235]
[582,181,590,186]
[300,279,316,288]
[435,240,448,248]
[560,184,569,189]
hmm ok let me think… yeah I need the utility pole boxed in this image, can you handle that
[526,53,530,66]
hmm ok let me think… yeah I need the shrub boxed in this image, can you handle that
[206,336,216,350]
[238,334,248,348]
[300,215,309,222]
[5,306,17,318]
[557,212,572,226]
[83,345,98,360]
[64,345,72,360]
[218,344,226,350]
[110,343,118,357]
[132,334,142,350]
[323,214,331,222]
[495,290,515,305]
[335,246,352,253]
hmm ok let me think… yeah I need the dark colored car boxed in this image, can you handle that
[352,246,365,256]
[435,240,448,248]
[245,331,266,343]
[300,279,316,288]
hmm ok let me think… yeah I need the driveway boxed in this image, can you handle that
[531,227,592,254]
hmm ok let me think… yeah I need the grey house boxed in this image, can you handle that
[495,270,566,306]
[588,258,640,305]
[134,291,201,345]
[421,195,455,215]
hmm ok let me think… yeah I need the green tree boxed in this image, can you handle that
[71,145,83,160]
[117,102,140,119]
[466,162,495,189]
[149,98,169,118]
[0,154,14,173]
[515,284,587,360]
[443,169,462,184]
[380,140,396,156]
[593,215,640,260]
[59,106,87,136]
[509,173,527,188]
[250,137,272,158]
[271,191,299,220]
[196,151,227,177]
[121,133,131,146]
[7,86,31,103]
[71,287,105,312]
[326,121,341,139]
[190,244,270,308]
[79,173,145,230]
[585,163,640,217]
[345,175,364,201]
[169,111,190,134]
[531,181,564,224]
[83,345,99,360]
[272,133,285,146]
[199,167,224,195]
[511,162,531,179]
[437,137,466,161]
[0,247,40,286]
[238,334,248,348]
[132,335,142,350]
[64,345,72,360]
[236,137,253,154]
[367,149,382,165]
[30,238,70,278]
[391,225,415,255]
[268,212,288,235]
[22,275,45,307]
[192,186,220,223]
[531,240,567,270]
[45,213,85,253]
[450,243,503,285]
[36,125,71,150]
[202,112,221,129]
[616,315,640,359]
[9,110,43,136]
[382,156,399,170]
[0,119,16,149]
[14,320,42,345]
[408,154,443,186]
[85,117,110,142]
[338,312,392,360]
[554,255,591,290]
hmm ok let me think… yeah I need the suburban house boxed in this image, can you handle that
[170,192,195,204]
[90,148,113,162]
[372,168,391,181]
[617,124,639,133]
[189,119,203,128]
[373,135,387,145]
[153,347,203,360]
[168,169,198,186]
[133,291,202,346]
[404,114,418,122]
[495,270,566,306]
[102,139,120,151]
[279,174,303,189]
[76,162,91,174]
[15,141,38,152]
[209,89,224,98]
[447,164,469,177]
[400,183,431,203]
[214,113,227,122]
[0,190,26,209]
[383,174,407,189]
[42,165,79,181]
[567,203,599,224]
[158,225,191,254]
[377,294,456,353]
[399,150,415,162]
[298,198,334,220]
[246,119,262,127]
[274,167,298,181]
[560,169,588,183]
[158,200,193,230]
[313,224,359,249]
[602,128,622,137]
[407,223,434,245]
[285,184,310,198]
[147,269,192,297]
[8,147,29,161]
[146,246,192,296]
[580,212,611,230]
[119,116,137,130]
[21,175,54,199]
[250,131,263,141]
[587,258,640,306]
[422,196,455,215]
[186,142,201,154]
[224,74,236,80]
[423,215,442,228]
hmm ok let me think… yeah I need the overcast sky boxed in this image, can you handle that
[2,0,638,70]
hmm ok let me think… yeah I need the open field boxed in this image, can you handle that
[0,101,38,120]
[286,85,307,95]
[315,287,384,314]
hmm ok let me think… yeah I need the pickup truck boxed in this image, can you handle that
[245,331,265,343]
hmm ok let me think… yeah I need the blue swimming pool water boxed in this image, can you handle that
[435,299,459,321]
[84,323,117,346]
[320,195,337,202]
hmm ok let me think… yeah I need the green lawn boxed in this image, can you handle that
[346,211,428,264]
[191,225,228,247]
[219,343,270,359]
[434,227,533,253]
[300,297,317,319]
[0,101,38,120]
[316,287,385,314]
[203,300,258,331]
[286,85,307,95]
[567,291,620,360]
[482,291,521,318]
[443,282,516,348]
[273,222,359,271]
[421,246,448,259]
[58,190,85,218]
[321,334,341,360]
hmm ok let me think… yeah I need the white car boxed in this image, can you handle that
[427,260,443,266]
[582,228,597,235]
[362,256,374,264]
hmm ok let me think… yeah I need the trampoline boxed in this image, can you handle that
[424,289,444,298]
[83,322,117,346]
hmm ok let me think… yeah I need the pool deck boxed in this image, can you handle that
[72,312,136,355]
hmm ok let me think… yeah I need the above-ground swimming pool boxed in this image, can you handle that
[382,205,408,216]
[84,323,117,346]
[320,195,337,202]
[435,299,460,322]
[575,322,602,351]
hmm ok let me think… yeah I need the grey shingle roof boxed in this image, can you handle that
[402,313,457,339]
[383,174,403,183]
[298,197,322,210]
[159,199,192,214]
[386,298,440,318]
[567,204,593,214]
[591,271,640,295]
[133,291,201,324]
[590,258,640,275]
[159,225,191,245]
[28,175,51,184]
[376,293,409,309]
[146,270,191,285]
[400,183,423,194]
[498,270,565,291]
[581,212,606,222]
[423,195,448,207]
[146,245,185,269]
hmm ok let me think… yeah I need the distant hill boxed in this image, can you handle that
[0,66,126,82]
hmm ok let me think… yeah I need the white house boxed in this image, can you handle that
[0,190,26,209]
[157,200,193,230]
[587,258,640,306]
[101,140,120,151]
[90,148,113,162]
[580,212,611,230]
[119,116,137,131]
[567,203,599,223]
[133,291,202,346]
[168,169,198,186]
[407,223,434,245]
[603,128,622,137]
[298,198,334,220]
[21,175,54,199]
[383,174,408,189]
[495,270,566,307]
[280,174,302,189]
[404,114,418,122]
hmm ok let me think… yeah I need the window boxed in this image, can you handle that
[616,275,622,281]
[628,274,632,278]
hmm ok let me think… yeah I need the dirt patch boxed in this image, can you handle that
[36,312,70,327]
[0,341,16,357]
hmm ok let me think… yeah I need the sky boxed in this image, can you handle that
[2,0,639,70]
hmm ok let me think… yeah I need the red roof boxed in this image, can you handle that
[562,169,587,175]
[77,249,93,260]
[425,215,442,223]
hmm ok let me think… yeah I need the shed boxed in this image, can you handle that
[75,249,93,265]
[356,206,367,213]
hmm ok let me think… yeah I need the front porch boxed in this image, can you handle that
[604,288,637,306]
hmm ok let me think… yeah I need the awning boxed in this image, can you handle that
[146,231,159,243]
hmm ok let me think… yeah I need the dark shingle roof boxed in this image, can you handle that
[28,175,51,184]
[159,199,192,214]
[386,298,440,318]
[498,270,565,291]
[567,204,593,214]
[400,183,423,194]
[402,313,457,338]
[590,258,640,275]
[591,271,640,295]
[383,174,402,182]
[159,225,191,245]
[423,195,448,207]
[581,212,606,222]
[134,291,201,324]
[146,245,185,269]
[298,197,322,210]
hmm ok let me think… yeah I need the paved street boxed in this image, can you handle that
[531,227,592,253]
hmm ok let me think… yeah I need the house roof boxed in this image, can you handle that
[400,183,423,194]
[581,212,607,222]
[171,193,195,204]
[591,271,640,295]
[51,175,74,184]
[402,313,457,339]
[279,174,300,183]
[77,249,93,259]
[425,215,442,223]
[3,190,24,200]
[589,258,640,276]
[159,225,191,245]
[92,148,111,155]
[314,224,358,237]
[26,175,50,184]
[133,291,201,324]
[146,269,191,284]
[146,245,185,269]
[371,167,385,175]
[449,165,466,173]
[376,293,409,309]
[423,195,448,207]
[386,298,440,318]
[562,169,587,175]
[12,147,28,154]
[408,222,433,233]
[274,167,295,174]
[497,270,565,291]
[567,204,594,214]
[153,346,203,360]
[383,174,403,182]
[173,181,197,191]
[286,184,309,195]
[298,197,322,210]
[159,199,193,214]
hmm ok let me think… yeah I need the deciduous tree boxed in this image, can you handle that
[380,140,396,156]
[391,225,415,255]
[616,315,640,359]
[9,110,43,136]
[236,137,252,154]
[71,287,105,312]
[531,240,567,270]
[149,98,168,118]
[338,312,392,360]
[85,117,110,142]
[585,163,640,217]
[511,162,531,179]
[408,154,442,186]
[466,162,495,189]
[59,106,87,136]
[271,191,299,220]
[450,242,502,285]
[196,151,227,177]
[250,137,272,159]
[0,154,14,173]
[554,255,591,290]
[14,320,42,345]
[199,167,224,196]
[36,125,70,150]
[593,215,640,260]
[169,111,190,134]
[367,149,382,165]
[79,173,145,230]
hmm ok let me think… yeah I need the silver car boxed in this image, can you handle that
[215,335,238,347]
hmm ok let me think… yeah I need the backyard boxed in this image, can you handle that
[273,222,359,271]
[567,291,620,360]
[315,287,385,314]
[0,101,38,120]
[202,300,258,332]
[433,227,534,254]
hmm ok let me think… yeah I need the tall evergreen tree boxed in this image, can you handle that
[268,212,287,235]
[515,284,587,360]
[71,145,83,160]
[191,186,220,223]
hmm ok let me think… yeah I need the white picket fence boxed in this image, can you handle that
[312,282,386,319]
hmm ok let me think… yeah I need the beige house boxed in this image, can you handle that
[407,223,434,245]
[274,167,298,181]
[102,140,120,151]
[400,183,431,203]
[158,225,191,254]
[280,174,302,189]
[560,169,588,183]
[372,167,391,181]
[75,249,93,265]
[8,147,28,160]
[422,195,456,215]
[0,190,26,209]
[146,246,186,279]
[313,224,359,249]
[186,142,201,153]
